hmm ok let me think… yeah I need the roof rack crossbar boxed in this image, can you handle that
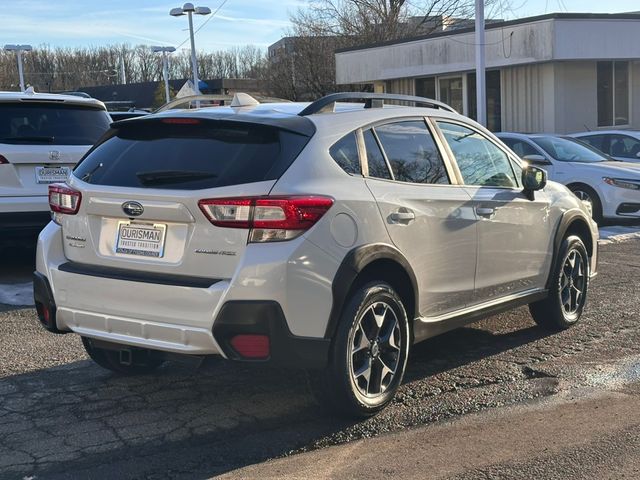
[298,92,456,116]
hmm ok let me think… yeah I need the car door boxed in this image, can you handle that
[362,119,477,318]
[436,121,554,304]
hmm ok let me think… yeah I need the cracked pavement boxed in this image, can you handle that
[0,238,639,479]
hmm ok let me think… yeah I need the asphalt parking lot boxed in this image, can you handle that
[1,232,639,479]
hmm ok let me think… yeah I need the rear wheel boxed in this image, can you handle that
[308,281,410,418]
[81,337,164,375]
[529,235,589,330]
[568,184,602,224]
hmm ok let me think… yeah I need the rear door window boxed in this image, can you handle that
[363,129,392,180]
[374,120,449,184]
[0,103,110,145]
[73,120,310,190]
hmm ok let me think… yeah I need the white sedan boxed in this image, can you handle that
[497,132,640,223]
[569,130,640,163]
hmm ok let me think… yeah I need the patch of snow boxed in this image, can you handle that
[598,225,640,244]
[0,282,34,306]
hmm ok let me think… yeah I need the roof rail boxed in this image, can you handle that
[298,92,457,116]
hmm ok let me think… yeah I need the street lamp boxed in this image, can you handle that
[170,3,211,95]
[152,46,176,103]
[4,44,32,92]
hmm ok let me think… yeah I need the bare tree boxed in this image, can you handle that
[0,44,265,92]
[261,0,507,99]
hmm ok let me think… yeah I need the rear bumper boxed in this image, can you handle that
[41,267,330,367]
[35,223,337,368]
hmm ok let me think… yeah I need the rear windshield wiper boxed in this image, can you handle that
[136,170,217,186]
[0,135,55,143]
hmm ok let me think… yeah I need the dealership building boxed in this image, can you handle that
[335,13,640,133]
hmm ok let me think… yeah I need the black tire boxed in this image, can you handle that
[308,281,410,418]
[529,235,589,330]
[81,337,164,375]
[568,184,603,224]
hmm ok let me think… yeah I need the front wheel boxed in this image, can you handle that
[308,281,410,418]
[569,184,603,224]
[529,235,589,330]
[81,337,164,375]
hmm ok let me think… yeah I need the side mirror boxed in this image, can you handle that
[635,151,640,158]
[522,165,547,200]
[522,154,552,166]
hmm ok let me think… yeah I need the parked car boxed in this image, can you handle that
[0,90,111,242]
[497,132,640,223]
[569,130,640,163]
[35,93,598,417]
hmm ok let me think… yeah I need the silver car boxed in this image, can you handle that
[34,93,598,417]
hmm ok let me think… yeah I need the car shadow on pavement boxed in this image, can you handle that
[0,311,554,480]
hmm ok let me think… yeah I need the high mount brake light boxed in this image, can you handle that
[198,196,334,243]
[49,184,82,215]
[160,118,201,125]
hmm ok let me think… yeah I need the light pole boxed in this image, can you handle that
[4,44,32,92]
[170,3,211,95]
[152,46,176,103]
[474,0,486,126]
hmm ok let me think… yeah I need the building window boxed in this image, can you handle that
[597,61,629,127]
[415,77,436,99]
[467,71,502,132]
[438,77,464,115]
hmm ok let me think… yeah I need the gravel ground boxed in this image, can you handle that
[0,238,639,479]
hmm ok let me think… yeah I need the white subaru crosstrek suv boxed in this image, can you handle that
[35,93,598,417]
[0,90,111,243]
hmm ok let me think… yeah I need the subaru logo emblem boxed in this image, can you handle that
[122,201,144,217]
[48,150,61,161]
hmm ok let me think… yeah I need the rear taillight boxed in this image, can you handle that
[0,155,9,164]
[198,196,334,243]
[49,184,82,215]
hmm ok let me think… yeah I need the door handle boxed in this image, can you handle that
[389,211,415,223]
[475,207,495,217]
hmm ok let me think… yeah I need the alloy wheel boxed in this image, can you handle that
[349,301,402,398]
[559,249,587,316]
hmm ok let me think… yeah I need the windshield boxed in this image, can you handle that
[0,102,110,145]
[532,136,608,163]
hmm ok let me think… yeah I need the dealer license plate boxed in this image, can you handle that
[115,221,167,258]
[35,166,70,184]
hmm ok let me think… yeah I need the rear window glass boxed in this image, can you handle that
[73,120,310,190]
[0,103,110,145]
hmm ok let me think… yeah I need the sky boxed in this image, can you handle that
[1,0,639,52]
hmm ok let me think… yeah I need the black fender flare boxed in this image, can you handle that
[324,243,419,339]
[546,209,593,289]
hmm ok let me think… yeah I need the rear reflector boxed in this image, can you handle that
[198,196,334,243]
[230,334,270,359]
[0,155,8,164]
[49,183,82,214]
